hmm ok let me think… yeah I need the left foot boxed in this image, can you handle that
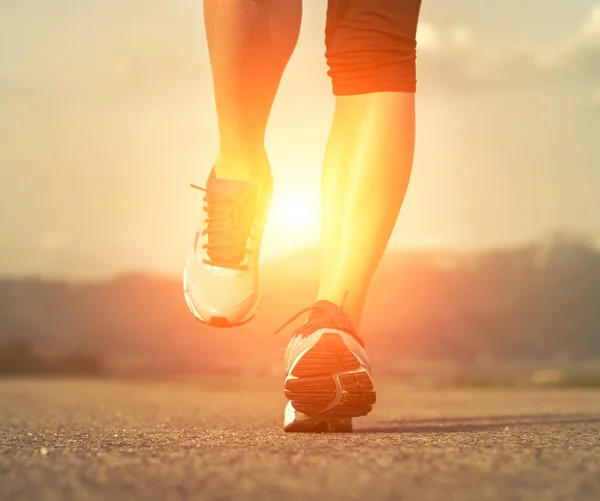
[183,168,272,327]
[277,300,376,432]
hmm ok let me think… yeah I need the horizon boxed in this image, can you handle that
[2,227,599,282]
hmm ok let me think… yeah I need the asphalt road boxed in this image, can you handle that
[1,378,600,501]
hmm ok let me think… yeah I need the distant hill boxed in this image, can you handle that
[2,232,600,376]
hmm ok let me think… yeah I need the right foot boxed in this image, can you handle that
[278,300,376,432]
[183,168,272,327]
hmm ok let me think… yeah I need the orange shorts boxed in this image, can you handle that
[325,0,423,95]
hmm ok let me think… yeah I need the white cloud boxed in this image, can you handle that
[449,25,474,48]
[575,4,600,44]
[0,0,207,98]
[416,23,442,51]
[417,23,502,93]
[418,23,476,53]
[418,4,600,97]
[539,4,600,73]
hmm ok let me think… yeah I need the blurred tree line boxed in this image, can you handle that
[0,231,599,376]
[0,339,105,376]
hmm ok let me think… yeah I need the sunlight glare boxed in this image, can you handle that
[271,190,319,230]
[263,189,320,258]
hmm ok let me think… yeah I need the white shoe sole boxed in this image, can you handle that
[182,265,261,328]
[183,288,261,327]
[283,402,354,432]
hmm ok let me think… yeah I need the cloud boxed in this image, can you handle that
[417,4,600,98]
[0,0,207,99]
[539,4,600,77]
[416,23,499,92]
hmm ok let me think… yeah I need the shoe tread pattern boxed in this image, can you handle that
[285,332,376,418]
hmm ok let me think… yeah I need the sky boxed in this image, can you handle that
[0,0,599,279]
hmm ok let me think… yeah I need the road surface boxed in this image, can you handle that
[1,378,600,501]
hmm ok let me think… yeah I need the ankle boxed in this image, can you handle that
[214,148,271,184]
[314,291,363,331]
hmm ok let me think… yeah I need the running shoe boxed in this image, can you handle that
[183,168,271,327]
[277,300,376,432]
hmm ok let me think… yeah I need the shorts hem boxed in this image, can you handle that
[332,81,417,96]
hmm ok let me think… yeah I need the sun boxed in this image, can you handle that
[270,190,320,233]
[262,188,321,258]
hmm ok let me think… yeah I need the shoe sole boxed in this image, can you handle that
[283,409,354,433]
[284,332,376,431]
[183,289,260,328]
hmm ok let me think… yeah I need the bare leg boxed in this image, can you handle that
[204,0,302,182]
[317,92,416,329]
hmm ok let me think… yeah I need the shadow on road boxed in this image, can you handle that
[357,413,600,433]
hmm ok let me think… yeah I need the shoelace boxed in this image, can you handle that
[274,303,331,336]
[191,184,256,271]
[274,294,365,347]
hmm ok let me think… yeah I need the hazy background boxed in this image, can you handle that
[1,0,600,382]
